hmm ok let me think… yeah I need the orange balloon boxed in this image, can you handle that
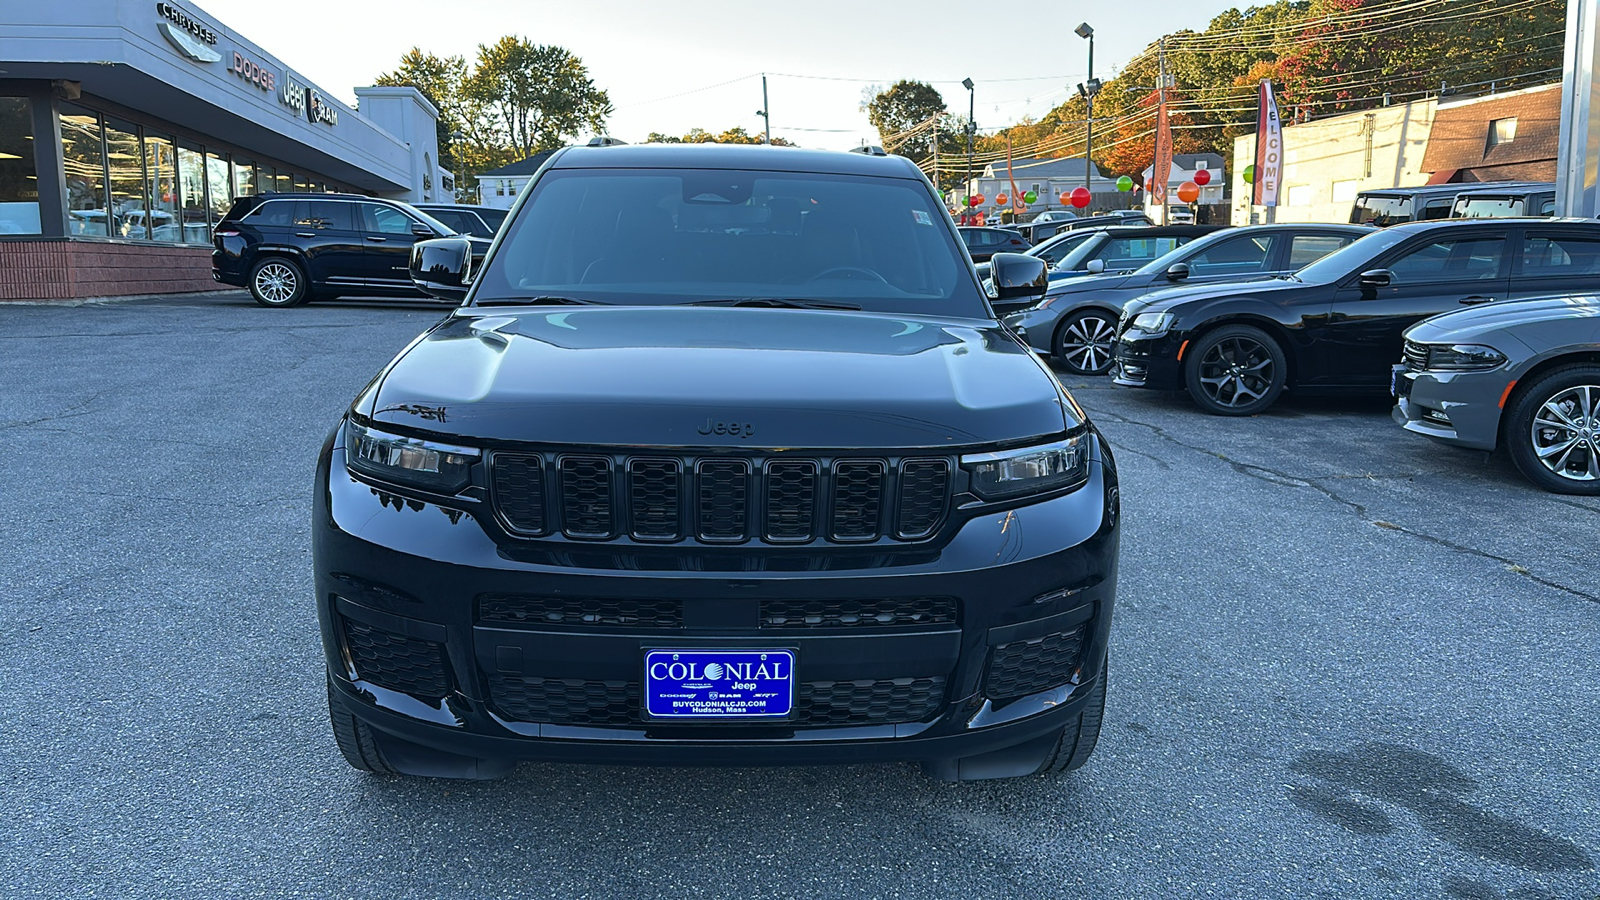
[1059,191,1072,205]
[1176,181,1200,204]
[995,193,1009,206]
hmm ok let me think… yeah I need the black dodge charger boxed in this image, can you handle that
[314,143,1120,781]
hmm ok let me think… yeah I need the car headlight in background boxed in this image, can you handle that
[1422,344,1508,371]
[345,421,478,493]
[961,433,1090,500]
[1130,312,1175,334]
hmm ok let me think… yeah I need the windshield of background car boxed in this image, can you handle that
[1057,233,1185,271]
[1292,227,1412,283]
[1035,231,1096,265]
[478,208,508,230]
[1350,195,1412,226]
[472,168,987,316]
[1454,197,1523,217]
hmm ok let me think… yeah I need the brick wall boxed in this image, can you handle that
[0,240,217,301]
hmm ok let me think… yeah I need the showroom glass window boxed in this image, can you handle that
[233,158,256,200]
[59,103,107,236]
[275,170,292,192]
[0,97,41,234]
[104,116,146,240]
[144,133,180,241]
[177,142,208,244]
[205,150,232,231]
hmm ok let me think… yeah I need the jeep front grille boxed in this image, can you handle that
[489,451,951,544]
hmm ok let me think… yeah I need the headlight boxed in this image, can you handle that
[1423,343,1508,371]
[1131,312,1175,334]
[345,421,479,493]
[961,433,1090,500]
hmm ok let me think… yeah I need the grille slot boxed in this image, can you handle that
[491,453,545,535]
[488,675,638,725]
[696,460,751,542]
[760,597,958,629]
[478,594,683,629]
[628,459,681,540]
[831,460,885,541]
[342,619,450,698]
[488,676,947,726]
[985,628,1086,700]
[896,460,950,538]
[764,461,818,541]
[560,456,614,538]
[1403,340,1430,371]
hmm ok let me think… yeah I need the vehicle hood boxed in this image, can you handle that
[1405,294,1600,343]
[1122,276,1304,318]
[1044,272,1136,297]
[364,306,1073,449]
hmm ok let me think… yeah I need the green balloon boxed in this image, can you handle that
[1244,165,1256,185]
[937,189,945,200]
[1022,190,1038,204]
[1116,175,1134,192]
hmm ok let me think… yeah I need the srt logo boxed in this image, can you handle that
[698,418,755,438]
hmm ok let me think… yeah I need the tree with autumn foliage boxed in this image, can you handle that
[645,127,794,146]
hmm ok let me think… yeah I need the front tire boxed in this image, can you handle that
[1037,663,1107,775]
[1054,309,1119,375]
[1184,324,1287,416]
[248,257,309,308]
[1505,365,1600,495]
[327,676,398,775]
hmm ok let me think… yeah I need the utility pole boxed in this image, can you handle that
[1157,36,1168,225]
[756,74,771,144]
[1076,23,1096,195]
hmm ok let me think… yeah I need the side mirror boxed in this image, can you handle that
[1085,259,1106,275]
[1358,268,1393,289]
[412,223,437,237]
[1165,262,1191,281]
[410,237,474,302]
[987,252,1049,315]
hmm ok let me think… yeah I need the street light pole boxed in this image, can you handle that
[756,74,771,144]
[1076,23,1096,198]
[963,77,975,221]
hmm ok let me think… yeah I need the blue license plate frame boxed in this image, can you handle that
[643,649,797,721]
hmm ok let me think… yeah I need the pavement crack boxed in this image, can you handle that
[0,392,103,431]
[1090,407,1600,606]
[1103,438,1171,471]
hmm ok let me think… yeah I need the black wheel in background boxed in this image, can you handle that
[1054,309,1119,376]
[1184,324,1287,416]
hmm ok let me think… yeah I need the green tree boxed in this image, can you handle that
[644,126,793,146]
[866,80,965,188]
[461,36,612,159]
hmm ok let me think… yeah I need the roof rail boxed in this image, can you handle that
[849,145,888,156]
[586,136,628,147]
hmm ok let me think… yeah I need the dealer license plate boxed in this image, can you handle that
[1391,364,1413,398]
[644,649,796,720]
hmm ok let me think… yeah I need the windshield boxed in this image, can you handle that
[1133,229,1234,275]
[472,168,985,316]
[406,206,455,235]
[1031,230,1096,265]
[1056,233,1187,272]
[1350,194,1413,226]
[1292,227,1412,283]
[478,207,508,231]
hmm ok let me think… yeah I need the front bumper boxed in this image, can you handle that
[312,429,1119,776]
[1112,329,1186,390]
[1390,365,1510,451]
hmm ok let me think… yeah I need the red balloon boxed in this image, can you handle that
[968,193,985,207]
[1069,187,1092,209]
[1176,181,1201,204]
[1193,168,1212,186]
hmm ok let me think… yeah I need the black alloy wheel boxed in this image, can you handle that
[248,257,309,308]
[1505,365,1600,495]
[1055,310,1119,376]
[1185,324,1287,416]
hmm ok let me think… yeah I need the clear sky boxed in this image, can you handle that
[200,0,1244,152]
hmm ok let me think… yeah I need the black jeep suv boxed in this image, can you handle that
[314,144,1119,781]
[212,193,488,307]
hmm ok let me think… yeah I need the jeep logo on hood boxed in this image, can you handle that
[699,418,755,438]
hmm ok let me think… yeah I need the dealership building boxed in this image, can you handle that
[0,0,448,300]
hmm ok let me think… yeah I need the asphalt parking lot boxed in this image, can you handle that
[2,294,1596,900]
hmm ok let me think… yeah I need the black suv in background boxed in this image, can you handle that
[212,193,488,307]
[1450,183,1557,219]
[315,143,1119,782]
[414,203,509,239]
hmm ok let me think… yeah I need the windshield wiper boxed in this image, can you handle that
[687,297,862,310]
[472,296,603,307]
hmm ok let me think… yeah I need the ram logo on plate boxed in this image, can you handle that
[644,649,795,719]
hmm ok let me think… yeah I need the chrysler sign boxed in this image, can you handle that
[156,2,221,63]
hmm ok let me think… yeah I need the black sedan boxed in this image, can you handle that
[1112,218,1600,415]
[958,226,1030,262]
[1006,224,1370,374]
